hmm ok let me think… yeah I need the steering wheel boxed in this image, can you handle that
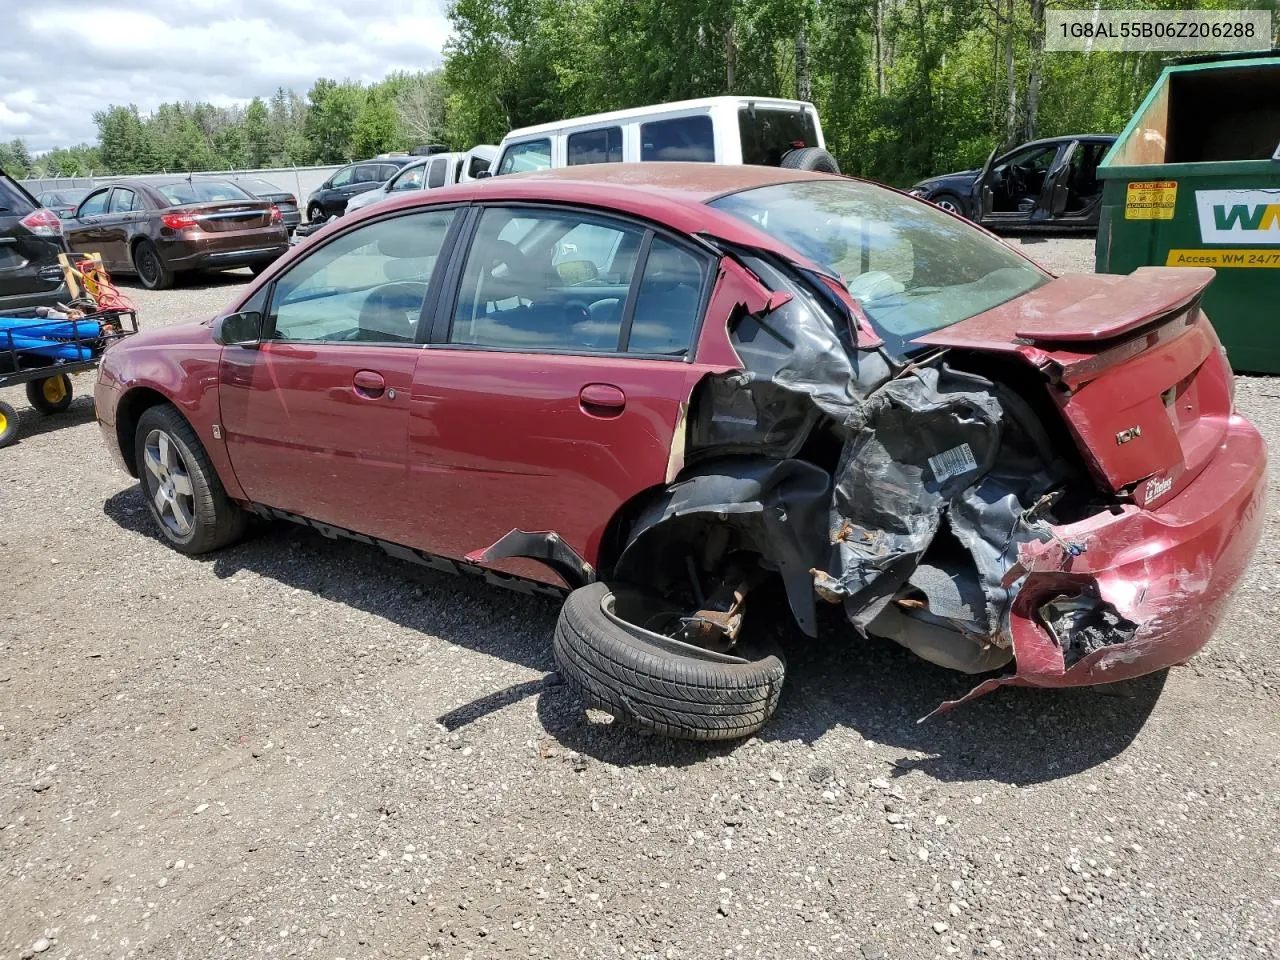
[1008,163,1030,197]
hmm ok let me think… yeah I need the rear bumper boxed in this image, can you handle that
[0,282,71,312]
[160,237,289,271]
[938,415,1266,710]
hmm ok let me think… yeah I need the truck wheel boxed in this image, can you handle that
[26,375,73,414]
[553,582,786,741]
[780,147,840,174]
[0,399,19,448]
[134,404,245,554]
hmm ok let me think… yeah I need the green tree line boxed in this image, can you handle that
[5,0,1274,186]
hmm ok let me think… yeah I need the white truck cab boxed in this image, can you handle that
[491,97,836,176]
[346,145,499,214]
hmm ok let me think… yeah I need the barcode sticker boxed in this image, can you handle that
[928,443,977,483]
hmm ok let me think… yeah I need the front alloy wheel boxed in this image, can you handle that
[143,428,196,540]
[134,404,246,554]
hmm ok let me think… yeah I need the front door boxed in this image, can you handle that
[218,207,460,544]
[407,204,720,578]
[985,141,1064,225]
[63,187,112,263]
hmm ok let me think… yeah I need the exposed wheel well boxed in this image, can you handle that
[594,483,672,579]
[114,387,173,476]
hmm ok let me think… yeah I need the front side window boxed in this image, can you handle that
[709,180,1049,354]
[77,189,110,217]
[568,127,623,165]
[269,209,456,344]
[390,165,426,192]
[497,139,552,175]
[450,207,646,353]
[640,115,714,162]
[329,167,355,188]
[109,189,138,213]
[427,158,448,188]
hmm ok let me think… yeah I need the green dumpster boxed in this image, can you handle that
[1095,53,1280,372]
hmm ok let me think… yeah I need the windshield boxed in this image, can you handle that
[157,180,253,205]
[709,179,1049,352]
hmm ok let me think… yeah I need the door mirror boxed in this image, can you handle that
[212,310,263,346]
[475,169,493,179]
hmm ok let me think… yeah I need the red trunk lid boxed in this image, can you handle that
[914,268,1232,507]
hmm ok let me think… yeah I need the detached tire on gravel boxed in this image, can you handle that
[553,582,786,741]
[780,146,840,174]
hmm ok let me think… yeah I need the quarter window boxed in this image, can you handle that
[568,127,623,165]
[269,209,456,344]
[449,207,645,353]
[497,139,552,175]
[640,115,715,162]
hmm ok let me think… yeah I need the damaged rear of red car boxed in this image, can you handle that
[559,173,1265,736]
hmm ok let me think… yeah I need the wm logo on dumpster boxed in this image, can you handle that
[1197,189,1280,245]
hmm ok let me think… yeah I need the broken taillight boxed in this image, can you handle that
[20,208,61,238]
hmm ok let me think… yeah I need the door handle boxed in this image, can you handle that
[579,383,626,418]
[352,369,386,398]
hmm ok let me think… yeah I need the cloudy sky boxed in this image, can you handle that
[2,0,453,152]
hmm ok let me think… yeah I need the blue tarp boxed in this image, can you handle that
[0,315,101,361]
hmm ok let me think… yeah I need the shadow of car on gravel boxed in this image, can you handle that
[103,487,1166,785]
[1,395,97,445]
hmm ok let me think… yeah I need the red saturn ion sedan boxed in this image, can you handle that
[95,164,1266,740]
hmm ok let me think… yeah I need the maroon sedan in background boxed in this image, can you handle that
[94,164,1265,741]
[64,178,289,289]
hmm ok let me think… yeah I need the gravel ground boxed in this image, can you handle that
[3,242,1278,960]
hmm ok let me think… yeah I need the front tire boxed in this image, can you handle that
[133,240,174,290]
[26,375,73,414]
[307,204,325,224]
[134,405,245,554]
[553,582,786,741]
[931,192,967,217]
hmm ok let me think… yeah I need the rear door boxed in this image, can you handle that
[218,207,462,543]
[408,204,720,577]
[0,175,66,306]
[100,187,142,268]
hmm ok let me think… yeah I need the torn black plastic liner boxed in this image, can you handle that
[621,260,1066,660]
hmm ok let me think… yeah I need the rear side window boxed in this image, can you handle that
[626,238,706,355]
[738,107,820,166]
[450,207,645,353]
[640,115,714,162]
[352,165,383,184]
[568,127,623,165]
[269,209,456,344]
[497,139,552,175]
[109,189,138,213]
[77,190,110,217]
[0,176,37,216]
[427,158,448,188]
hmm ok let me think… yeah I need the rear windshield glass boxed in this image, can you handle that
[640,115,714,162]
[710,179,1049,352]
[0,176,37,216]
[157,181,252,205]
[231,178,284,196]
[739,107,820,166]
